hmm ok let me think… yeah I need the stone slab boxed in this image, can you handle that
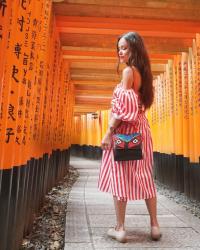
[64,243,93,250]
[89,214,149,228]
[89,214,186,228]
[92,227,200,248]
[65,226,90,243]
[65,211,90,243]
[86,204,170,215]
[95,248,200,250]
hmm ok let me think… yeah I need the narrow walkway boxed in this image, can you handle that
[64,157,200,250]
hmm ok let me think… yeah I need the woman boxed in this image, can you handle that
[98,32,161,243]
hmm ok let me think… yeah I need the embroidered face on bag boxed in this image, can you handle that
[115,138,125,148]
[128,134,142,148]
[113,133,142,149]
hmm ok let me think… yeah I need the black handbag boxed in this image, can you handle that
[113,132,143,161]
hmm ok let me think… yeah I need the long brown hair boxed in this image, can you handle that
[117,32,154,109]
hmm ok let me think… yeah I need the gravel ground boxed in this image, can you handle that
[20,165,79,250]
[156,180,200,219]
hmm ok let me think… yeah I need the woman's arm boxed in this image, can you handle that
[101,67,133,150]
[108,116,121,133]
[101,116,121,150]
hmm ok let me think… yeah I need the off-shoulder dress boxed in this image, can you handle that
[98,83,156,201]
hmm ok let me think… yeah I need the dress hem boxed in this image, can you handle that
[98,187,157,202]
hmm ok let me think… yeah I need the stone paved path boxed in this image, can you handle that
[64,157,200,250]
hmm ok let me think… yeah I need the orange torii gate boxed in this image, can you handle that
[1,1,200,249]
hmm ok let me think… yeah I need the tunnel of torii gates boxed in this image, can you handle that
[0,0,200,249]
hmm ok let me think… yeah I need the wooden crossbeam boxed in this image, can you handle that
[63,48,176,57]
[53,3,200,21]
[63,48,173,64]
[59,0,200,11]
[75,88,113,96]
[75,96,111,103]
[70,63,165,73]
[58,27,197,39]
[74,104,110,115]
[60,33,192,53]
[56,16,200,32]
[73,80,116,85]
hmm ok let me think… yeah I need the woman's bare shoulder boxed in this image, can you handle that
[122,66,133,75]
[121,66,134,89]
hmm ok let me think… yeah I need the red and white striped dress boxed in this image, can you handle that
[98,83,156,201]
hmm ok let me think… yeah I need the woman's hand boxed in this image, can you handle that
[101,131,112,150]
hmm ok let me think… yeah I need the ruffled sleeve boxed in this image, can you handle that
[111,87,139,122]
